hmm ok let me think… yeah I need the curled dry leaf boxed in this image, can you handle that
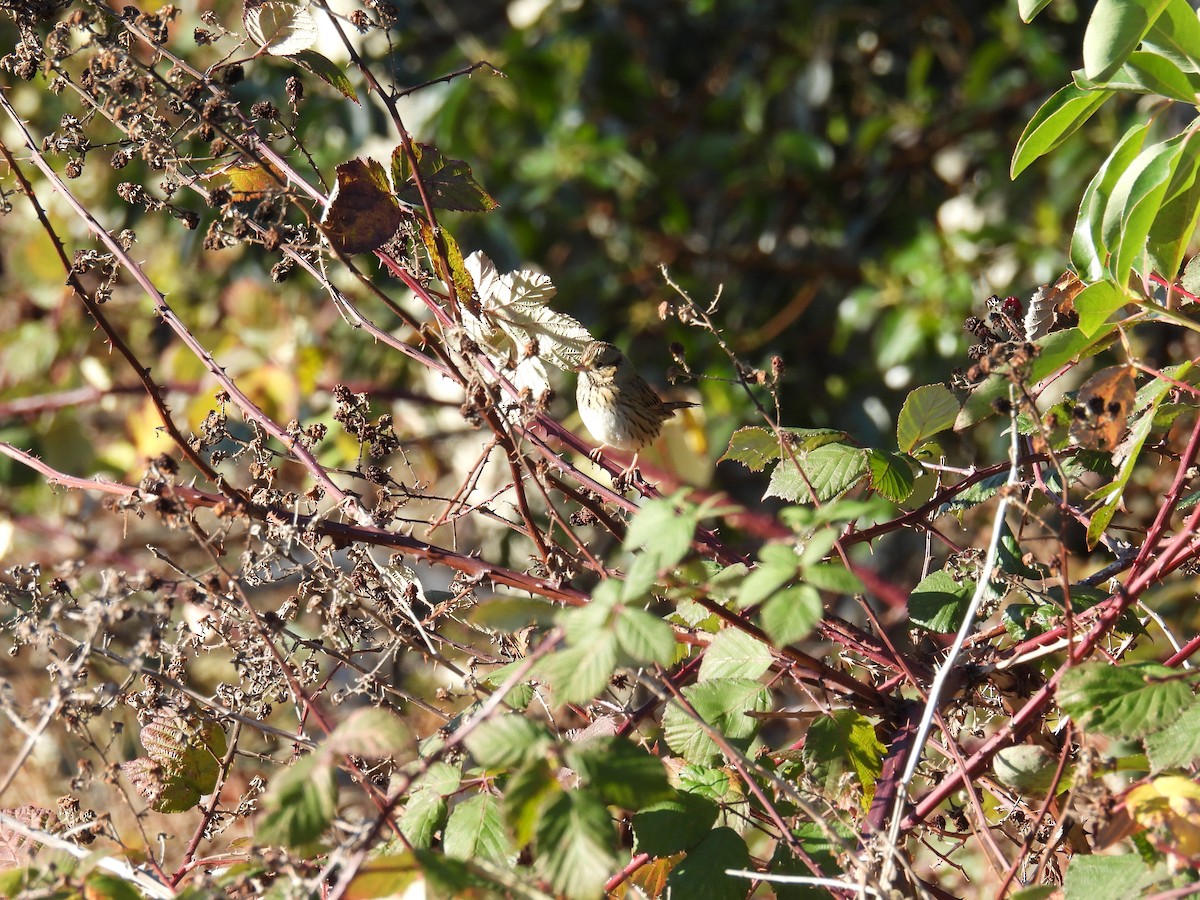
[321,158,405,255]
[1070,364,1136,452]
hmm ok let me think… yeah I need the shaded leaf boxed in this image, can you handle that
[866,449,915,503]
[444,794,512,864]
[1146,698,1200,772]
[908,570,974,633]
[259,754,337,847]
[535,791,616,900]
[392,142,498,213]
[288,49,359,103]
[632,793,720,857]
[321,157,404,255]
[663,828,751,900]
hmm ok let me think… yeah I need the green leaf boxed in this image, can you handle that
[325,708,414,759]
[1082,0,1171,83]
[1062,853,1163,900]
[1075,280,1131,336]
[662,679,771,765]
[1011,83,1114,180]
[444,794,512,864]
[287,49,359,103]
[697,628,774,682]
[761,585,822,646]
[1072,123,1151,281]
[804,562,865,594]
[1058,662,1195,739]
[802,710,887,807]
[503,758,559,847]
[866,449,916,503]
[908,570,974,633]
[1101,137,1183,283]
[623,495,696,571]
[1143,0,1200,73]
[735,542,800,610]
[567,737,674,809]
[632,793,720,856]
[464,714,552,768]
[1148,130,1200,280]
[1019,0,1056,22]
[392,142,498,213]
[538,633,618,704]
[1145,698,1200,771]
[765,444,868,504]
[663,828,752,900]
[1114,51,1200,101]
[534,791,616,900]
[718,426,846,471]
[614,606,676,665]
[400,763,460,849]
[258,754,337,848]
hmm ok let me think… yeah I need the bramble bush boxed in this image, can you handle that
[3,1,1200,898]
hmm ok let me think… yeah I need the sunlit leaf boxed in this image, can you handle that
[244,2,319,56]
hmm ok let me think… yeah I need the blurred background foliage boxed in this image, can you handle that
[0,0,1135,511]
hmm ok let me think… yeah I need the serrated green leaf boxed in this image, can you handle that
[399,762,460,849]
[866,449,916,503]
[465,714,552,769]
[804,562,865,594]
[1145,698,1200,771]
[259,754,337,848]
[567,738,673,809]
[632,793,720,856]
[623,495,696,570]
[735,542,799,610]
[908,570,974,632]
[697,628,773,682]
[444,794,512,863]
[534,791,616,900]
[1062,853,1163,900]
[1082,0,1170,83]
[802,710,887,808]
[761,585,822,646]
[718,426,846,471]
[287,49,359,103]
[765,444,868,504]
[662,679,771,765]
[538,633,618,704]
[1058,662,1194,739]
[614,606,676,665]
[663,827,751,900]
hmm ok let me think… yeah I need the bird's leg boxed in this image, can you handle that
[614,452,644,492]
[587,445,607,464]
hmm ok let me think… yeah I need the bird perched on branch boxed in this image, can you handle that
[573,340,697,479]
